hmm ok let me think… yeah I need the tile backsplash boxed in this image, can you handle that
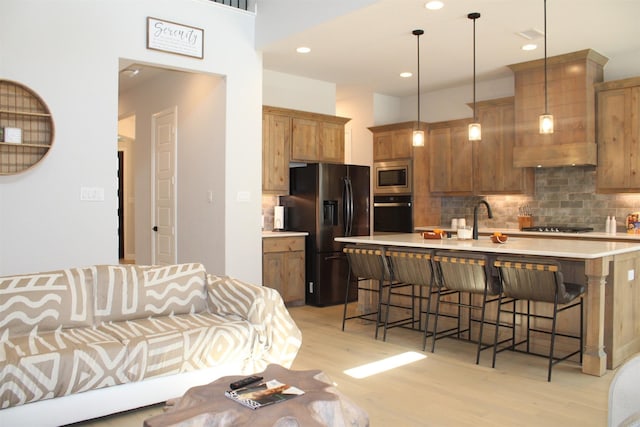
[262,195,281,230]
[441,166,640,232]
[263,165,640,233]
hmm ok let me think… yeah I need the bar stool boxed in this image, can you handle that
[342,245,414,340]
[493,256,585,381]
[431,251,502,364]
[385,247,437,350]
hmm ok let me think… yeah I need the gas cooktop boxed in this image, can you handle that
[521,226,594,233]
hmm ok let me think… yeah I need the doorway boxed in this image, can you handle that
[117,114,136,263]
[118,150,124,259]
[118,60,225,269]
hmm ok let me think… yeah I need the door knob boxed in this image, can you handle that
[152,226,158,232]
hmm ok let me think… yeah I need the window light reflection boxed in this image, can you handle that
[343,351,426,379]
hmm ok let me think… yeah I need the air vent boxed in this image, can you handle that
[516,28,544,40]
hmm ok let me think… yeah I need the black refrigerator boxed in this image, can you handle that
[283,163,370,306]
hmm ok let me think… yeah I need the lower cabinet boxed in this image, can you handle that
[262,236,306,306]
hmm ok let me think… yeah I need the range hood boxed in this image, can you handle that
[509,49,608,168]
[513,142,597,168]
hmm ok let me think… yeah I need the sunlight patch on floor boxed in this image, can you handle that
[343,351,427,379]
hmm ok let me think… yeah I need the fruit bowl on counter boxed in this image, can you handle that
[423,229,445,239]
[490,232,508,244]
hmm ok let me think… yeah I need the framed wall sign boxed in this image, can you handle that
[147,17,204,59]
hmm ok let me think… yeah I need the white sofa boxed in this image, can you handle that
[609,353,640,427]
[0,263,302,426]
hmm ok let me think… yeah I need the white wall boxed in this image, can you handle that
[397,76,515,123]
[255,0,376,48]
[372,94,404,126]
[0,0,263,284]
[263,70,337,114]
[336,87,374,166]
[602,48,640,82]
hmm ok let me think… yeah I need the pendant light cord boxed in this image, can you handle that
[544,0,548,115]
[473,16,477,121]
[414,30,422,124]
[467,13,480,122]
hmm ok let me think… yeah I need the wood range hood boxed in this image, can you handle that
[508,49,609,168]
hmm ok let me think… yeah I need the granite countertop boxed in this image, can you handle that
[415,226,640,241]
[336,232,640,259]
[262,231,309,238]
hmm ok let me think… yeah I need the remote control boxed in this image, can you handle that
[229,375,263,390]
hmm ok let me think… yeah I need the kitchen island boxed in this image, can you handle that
[336,233,640,376]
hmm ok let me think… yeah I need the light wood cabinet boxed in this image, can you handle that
[264,106,349,164]
[291,117,318,162]
[318,120,345,163]
[429,118,474,195]
[291,117,347,163]
[473,97,534,194]
[262,236,306,306]
[369,121,421,161]
[595,77,640,192]
[262,111,291,193]
[508,49,608,167]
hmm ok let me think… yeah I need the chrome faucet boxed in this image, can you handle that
[473,200,493,240]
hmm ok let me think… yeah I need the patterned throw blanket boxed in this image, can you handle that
[0,264,302,410]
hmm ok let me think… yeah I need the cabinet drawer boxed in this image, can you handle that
[263,236,305,253]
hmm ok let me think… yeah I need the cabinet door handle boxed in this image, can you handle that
[152,226,158,232]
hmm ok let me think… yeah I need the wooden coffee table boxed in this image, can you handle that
[143,364,369,427]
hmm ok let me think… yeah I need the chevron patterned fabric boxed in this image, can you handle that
[0,264,302,411]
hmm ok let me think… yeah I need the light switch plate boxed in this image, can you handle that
[628,269,635,281]
[236,191,250,202]
[80,186,105,201]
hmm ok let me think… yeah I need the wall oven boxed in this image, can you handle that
[373,195,413,233]
[373,160,412,195]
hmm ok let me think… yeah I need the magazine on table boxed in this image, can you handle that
[224,379,305,410]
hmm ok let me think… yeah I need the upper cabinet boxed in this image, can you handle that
[429,118,474,195]
[595,77,640,192]
[289,111,349,163]
[262,106,350,194]
[369,121,421,161]
[262,109,291,194]
[508,49,608,167]
[473,97,534,195]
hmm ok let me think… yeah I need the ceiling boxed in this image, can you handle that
[119,1,640,99]
[257,0,640,97]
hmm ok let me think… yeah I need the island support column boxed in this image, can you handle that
[583,256,610,376]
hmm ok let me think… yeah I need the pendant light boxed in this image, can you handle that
[468,12,481,141]
[539,0,554,134]
[412,29,425,147]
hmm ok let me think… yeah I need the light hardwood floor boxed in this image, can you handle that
[72,304,613,426]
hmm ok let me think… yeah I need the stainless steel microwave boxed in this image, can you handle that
[373,160,412,195]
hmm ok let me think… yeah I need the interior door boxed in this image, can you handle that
[152,107,177,265]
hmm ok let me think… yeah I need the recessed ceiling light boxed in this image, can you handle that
[425,1,444,10]
[400,72,413,78]
[296,46,311,54]
[522,43,538,51]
